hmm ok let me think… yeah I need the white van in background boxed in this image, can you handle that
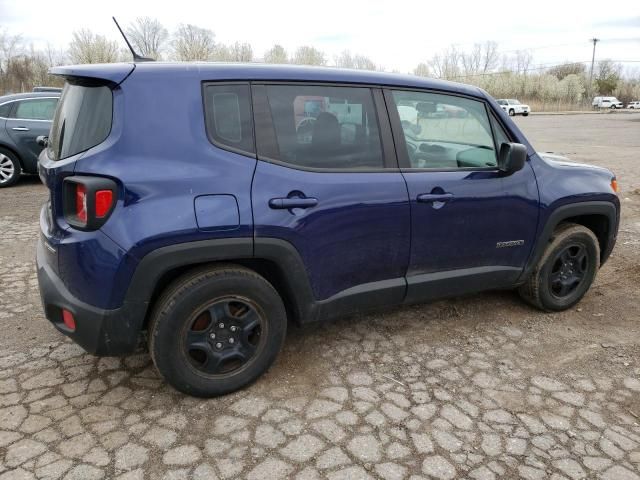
[592,97,624,109]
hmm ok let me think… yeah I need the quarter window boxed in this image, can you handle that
[15,98,58,120]
[260,85,384,169]
[391,91,498,169]
[203,84,255,155]
[0,102,12,118]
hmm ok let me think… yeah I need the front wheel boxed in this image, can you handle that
[508,109,515,116]
[519,223,600,311]
[148,265,287,397]
[522,112,529,117]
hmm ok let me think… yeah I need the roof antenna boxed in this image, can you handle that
[112,16,154,62]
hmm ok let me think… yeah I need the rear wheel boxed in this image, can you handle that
[519,223,600,311]
[0,149,21,188]
[148,265,287,397]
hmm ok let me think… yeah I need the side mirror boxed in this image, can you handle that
[498,142,527,174]
[37,136,48,147]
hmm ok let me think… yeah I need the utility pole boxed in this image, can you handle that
[588,38,600,101]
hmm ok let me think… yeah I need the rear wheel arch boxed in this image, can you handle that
[0,144,23,168]
[133,238,315,332]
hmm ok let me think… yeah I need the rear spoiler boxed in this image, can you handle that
[49,63,135,86]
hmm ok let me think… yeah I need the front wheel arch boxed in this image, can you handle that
[519,202,618,284]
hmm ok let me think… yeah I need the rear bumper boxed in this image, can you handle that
[37,237,145,356]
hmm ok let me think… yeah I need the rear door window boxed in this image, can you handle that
[48,83,112,160]
[256,84,383,170]
[15,98,58,120]
[203,83,255,156]
[0,102,13,118]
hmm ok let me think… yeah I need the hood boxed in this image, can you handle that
[538,152,612,175]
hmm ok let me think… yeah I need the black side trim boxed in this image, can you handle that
[519,201,619,283]
[314,277,406,322]
[405,266,521,304]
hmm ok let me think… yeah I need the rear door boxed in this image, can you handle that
[250,83,410,308]
[6,97,58,171]
[384,89,539,302]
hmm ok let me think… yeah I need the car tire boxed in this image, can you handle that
[0,148,21,188]
[148,264,287,397]
[610,105,616,109]
[518,223,600,312]
[508,109,515,116]
[522,112,529,117]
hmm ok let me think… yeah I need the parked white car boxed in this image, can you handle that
[626,101,640,109]
[592,96,624,109]
[496,99,530,116]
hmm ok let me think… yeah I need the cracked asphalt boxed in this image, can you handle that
[0,114,639,479]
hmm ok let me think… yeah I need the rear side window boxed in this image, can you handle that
[203,83,255,156]
[15,98,58,120]
[259,84,384,170]
[48,83,112,161]
[0,102,12,118]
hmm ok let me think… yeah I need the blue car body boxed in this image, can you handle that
[36,62,619,355]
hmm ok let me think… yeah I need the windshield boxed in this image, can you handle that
[508,99,520,105]
[47,82,112,161]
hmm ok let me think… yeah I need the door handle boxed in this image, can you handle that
[417,193,454,203]
[269,197,318,209]
[12,127,30,131]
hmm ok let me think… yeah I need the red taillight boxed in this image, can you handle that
[95,190,113,218]
[75,184,87,224]
[62,309,76,331]
[64,177,117,230]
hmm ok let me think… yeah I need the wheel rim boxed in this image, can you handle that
[548,243,589,299]
[182,297,265,376]
[0,154,15,183]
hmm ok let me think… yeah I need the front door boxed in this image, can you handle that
[251,83,410,309]
[6,97,58,171]
[384,89,539,302]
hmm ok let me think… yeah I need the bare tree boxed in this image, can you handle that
[413,63,430,77]
[335,50,376,70]
[126,17,168,59]
[228,42,253,62]
[505,50,533,75]
[291,46,326,66]
[172,24,216,61]
[264,44,288,64]
[334,50,355,68]
[428,46,461,79]
[68,30,119,64]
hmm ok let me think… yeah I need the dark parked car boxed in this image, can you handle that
[37,63,620,397]
[0,91,60,187]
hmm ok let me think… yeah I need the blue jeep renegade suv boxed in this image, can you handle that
[36,62,620,397]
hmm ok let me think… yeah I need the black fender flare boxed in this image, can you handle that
[518,201,619,283]
[122,236,317,330]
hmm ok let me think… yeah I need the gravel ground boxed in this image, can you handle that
[0,114,639,479]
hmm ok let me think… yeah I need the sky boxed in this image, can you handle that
[1,0,639,73]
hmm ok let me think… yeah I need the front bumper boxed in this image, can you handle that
[37,237,145,356]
